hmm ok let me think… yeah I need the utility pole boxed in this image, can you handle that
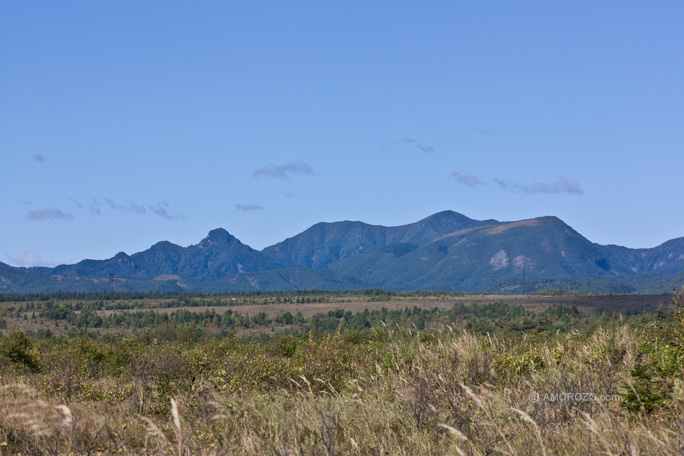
[109,273,114,294]
[522,269,525,295]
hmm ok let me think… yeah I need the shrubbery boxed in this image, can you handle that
[0,290,683,454]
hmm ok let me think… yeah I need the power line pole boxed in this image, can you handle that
[109,273,114,294]
[522,269,525,295]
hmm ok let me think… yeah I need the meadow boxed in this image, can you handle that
[0,289,682,455]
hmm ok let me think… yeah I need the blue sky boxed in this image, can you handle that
[2,2,683,267]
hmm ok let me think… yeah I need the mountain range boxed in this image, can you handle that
[2,211,684,294]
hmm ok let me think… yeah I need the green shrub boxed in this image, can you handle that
[0,330,40,372]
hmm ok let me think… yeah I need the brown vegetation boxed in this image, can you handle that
[0,291,682,454]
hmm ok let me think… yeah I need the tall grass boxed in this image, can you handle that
[1,310,683,454]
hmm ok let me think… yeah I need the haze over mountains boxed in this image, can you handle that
[2,211,684,294]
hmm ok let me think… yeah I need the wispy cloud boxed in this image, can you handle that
[72,197,184,219]
[33,154,46,163]
[26,207,74,221]
[148,202,185,220]
[6,251,53,268]
[104,198,122,210]
[67,198,83,210]
[474,128,497,137]
[67,197,102,215]
[88,197,101,215]
[130,202,147,214]
[6,251,81,268]
[7,251,44,267]
[253,162,313,180]
[395,137,435,153]
[236,203,265,212]
[104,198,147,214]
[451,170,483,187]
[495,176,584,195]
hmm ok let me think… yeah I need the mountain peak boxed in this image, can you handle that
[421,210,468,223]
[535,215,563,224]
[112,251,130,265]
[429,209,459,217]
[146,241,182,254]
[419,210,499,228]
[6,211,684,294]
[202,228,238,247]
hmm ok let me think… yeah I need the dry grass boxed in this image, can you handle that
[1,316,684,455]
[91,294,670,318]
[0,294,671,338]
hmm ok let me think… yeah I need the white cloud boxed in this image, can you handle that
[451,170,483,187]
[100,198,184,219]
[6,251,62,267]
[495,176,584,195]
[253,162,313,180]
[149,202,185,220]
[26,207,74,221]
[395,137,435,153]
[104,198,146,213]
[89,197,101,215]
[474,128,497,137]
[236,204,265,212]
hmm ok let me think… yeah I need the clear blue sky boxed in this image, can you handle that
[2,2,683,267]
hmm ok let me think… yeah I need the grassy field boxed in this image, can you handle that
[96,293,672,316]
[0,290,683,455]
[0,292,672,336]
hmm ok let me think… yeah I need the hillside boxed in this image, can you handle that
[261,210,497,269]
[46,228,280,281]
[600,238,684,275]
[329,216,627,291]
[2,211,684,294]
